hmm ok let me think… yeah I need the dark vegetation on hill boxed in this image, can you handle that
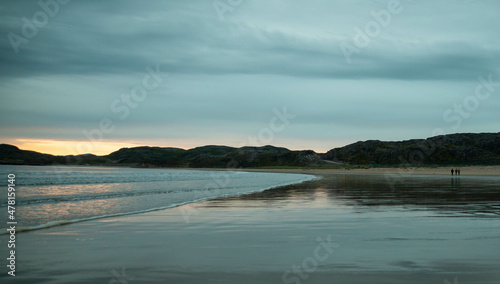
[0,144,322,168]
[322,132,500,166]
[1,132,499,168]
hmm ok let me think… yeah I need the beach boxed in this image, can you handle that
[243,165,500,176]
[3,170,500,283]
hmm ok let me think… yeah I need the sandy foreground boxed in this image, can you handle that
[240,165,500,176]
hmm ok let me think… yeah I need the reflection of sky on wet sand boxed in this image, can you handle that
[173,174,500,274]
[208,174,500,218]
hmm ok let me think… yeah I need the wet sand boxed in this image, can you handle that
[3,173,500,283]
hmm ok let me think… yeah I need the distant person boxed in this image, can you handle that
[451,169,454,176]
[457,169,461,175]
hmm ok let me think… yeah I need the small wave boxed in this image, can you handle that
[0,174,316,234]
[0,200,200,235]
[4,174,317,207]
[0,188,199,207]
[9,169,244,186]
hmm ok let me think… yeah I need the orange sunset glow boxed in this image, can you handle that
[5,139,145,156]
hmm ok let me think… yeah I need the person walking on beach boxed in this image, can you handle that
[451,169,454,176]
[457,169,461,175]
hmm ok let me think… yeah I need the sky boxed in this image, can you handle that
[0,0,499,155]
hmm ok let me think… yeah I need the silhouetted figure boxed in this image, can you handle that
[457,169,461,176]
[451,169,454,176]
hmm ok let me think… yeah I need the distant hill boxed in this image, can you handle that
[2,132,499,168]
[0,144,322,168]
[0,144,107,166]
[108,145,322,168]
[0,144,64,165]
[322,132,500,166]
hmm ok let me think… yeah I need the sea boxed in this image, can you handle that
[0,165,315,232]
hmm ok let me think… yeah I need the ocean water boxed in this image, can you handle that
[0,165,315,232]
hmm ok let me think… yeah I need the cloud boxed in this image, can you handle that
[1,0,499,80]
[0,0,499,153]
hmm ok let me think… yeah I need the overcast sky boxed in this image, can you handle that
[1,0,499,155]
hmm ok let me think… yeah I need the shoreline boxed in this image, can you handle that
[3,163,500,176]
[237,165,500,177]
[0,168,316,236]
